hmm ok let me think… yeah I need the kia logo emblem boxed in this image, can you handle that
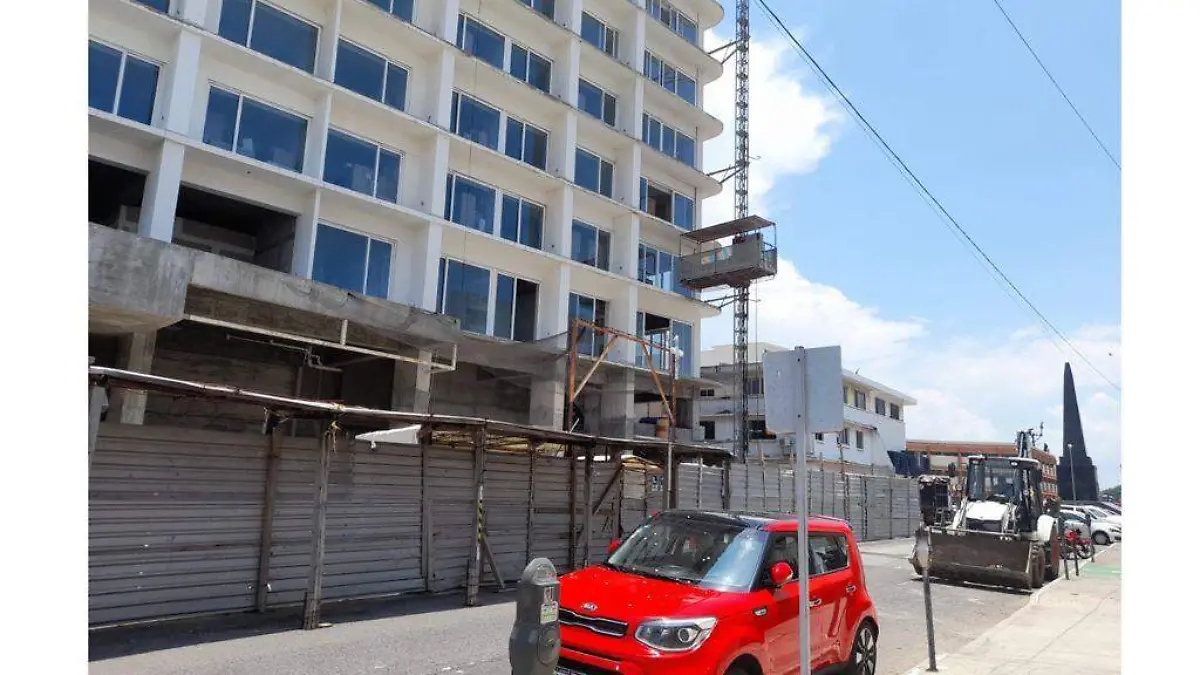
[582,602,598,612]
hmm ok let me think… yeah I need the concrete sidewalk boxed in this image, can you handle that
[904,544,1121,675]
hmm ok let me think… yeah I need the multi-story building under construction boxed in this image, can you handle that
[88,0,728,437]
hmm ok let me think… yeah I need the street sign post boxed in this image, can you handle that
[763,346,844,675]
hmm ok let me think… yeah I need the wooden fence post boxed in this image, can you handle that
[526,442,536,566]
[420,426,434,593]
[583,448,594,566]
[465,427,487,607]
[255,421,282,612]
[567,446,577,569]
[302,425,333,630]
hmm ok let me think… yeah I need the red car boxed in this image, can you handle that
[556,510,879,675]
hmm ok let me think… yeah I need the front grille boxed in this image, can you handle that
[559,608,629,638]
[556,656,620,675]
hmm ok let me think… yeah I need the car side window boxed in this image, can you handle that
[763,533,799,582]
[809,534,850,576]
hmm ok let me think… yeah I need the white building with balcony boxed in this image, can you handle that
[698,343,917,470]
[88,0,725,437]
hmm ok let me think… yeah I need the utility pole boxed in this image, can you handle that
[732,0,752,463]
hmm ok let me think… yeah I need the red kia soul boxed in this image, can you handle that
[556,510,878,675]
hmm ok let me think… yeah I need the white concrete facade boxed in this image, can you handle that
[88,0,724,430]
[698,343,918,470]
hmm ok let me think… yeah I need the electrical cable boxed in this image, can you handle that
[754,0,1120,395]
[990,0,1121,171]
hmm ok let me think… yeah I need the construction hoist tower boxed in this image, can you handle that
[680,0,776,470]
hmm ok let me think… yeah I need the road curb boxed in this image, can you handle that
[899,544,1115,674]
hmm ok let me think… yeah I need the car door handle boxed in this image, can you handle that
[846,585,857,595]
[809,598,822,608]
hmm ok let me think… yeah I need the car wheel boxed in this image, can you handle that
[1092,531,1109,546]
[847,621,878,675]
[1045,532,1060,581]
[724,666,750,675]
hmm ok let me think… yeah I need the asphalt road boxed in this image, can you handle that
[89,537,1035,675]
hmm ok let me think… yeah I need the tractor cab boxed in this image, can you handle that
[957,455,1044,535]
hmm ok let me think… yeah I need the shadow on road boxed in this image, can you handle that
[89,590,517,662]
[913,575,1035,597]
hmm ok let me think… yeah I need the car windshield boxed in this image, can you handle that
[966,459,1024,503]
[606,516,768,592]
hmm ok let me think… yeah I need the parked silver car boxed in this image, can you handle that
[1061,507,1121,546]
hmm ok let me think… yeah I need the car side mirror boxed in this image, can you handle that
[607,539,621,555]
[769,561,794,587]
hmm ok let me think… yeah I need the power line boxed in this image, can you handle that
[990,0,1121,171]
[754,0,1121,394]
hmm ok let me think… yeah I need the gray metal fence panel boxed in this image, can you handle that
[89,424,266,625]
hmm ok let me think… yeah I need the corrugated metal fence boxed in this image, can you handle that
[89,425,916,626]
[675,462,921,542]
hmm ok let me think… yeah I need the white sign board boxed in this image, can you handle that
[763,346,844,435]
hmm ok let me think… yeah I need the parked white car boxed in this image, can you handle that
[1061,508,1122,546]
[1075,504,1122,526]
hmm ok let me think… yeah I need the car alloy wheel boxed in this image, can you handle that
[851,623,877,675]
[1093,531,1110,546]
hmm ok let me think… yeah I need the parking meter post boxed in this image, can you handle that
[796,348,812,675]
[509,558,561,675]
[1062,535,1070,580]
[914,527,937,672]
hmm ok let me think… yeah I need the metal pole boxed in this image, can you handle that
[663,342,677,512]
[923,564,938,671]
[794,347,811,675]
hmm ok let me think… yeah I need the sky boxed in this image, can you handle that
[698,1,1122,487]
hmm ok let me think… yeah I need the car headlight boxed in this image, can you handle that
[634,617,718,652]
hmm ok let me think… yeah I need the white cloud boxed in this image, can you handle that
[702,34,841,226]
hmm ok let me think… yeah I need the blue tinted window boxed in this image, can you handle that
[574,149,599,193]
[525,127,548,170]
[494,274,515,340]
[237,96,308,172]
[312,224,368,293]
[441,259,490,334]
[457,15,505,70]
[676,134,695,167]
[678,16,699,45]
[639,245,657,284]
[365,239,392,299]
[335,40,385,101]
[599,161,613,198]
[677,74,697,105]
[572,221,609,270]
[324,130,378,196]
[673,193,694,230]
[581,13,613,54]
[436,258,446,311]
[117,56,160,124]
[658,250,673,290]
[519,0,555,20]
[526,52,552,93]
[88,42,121,114]
[203,87,240,150]
[501,196,520,243]
[448,176,496,233]
[672,322,694,376]
[579,80,604,121]
[509,45,528,82]
[376,149,402,204]
[384,63,408,111]
[218,0,252,46]
[249,2,318,73]
[452,93,501,149]
[521,202,544,249]
[505,119,524,163]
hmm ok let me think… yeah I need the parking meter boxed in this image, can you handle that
[509,558,561,675]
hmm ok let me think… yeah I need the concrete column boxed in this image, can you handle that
[561,0,583,32]
[608,284,638,365]
[628,10,647,74]
[615,143,641,208]
[538,263,571,343]
[291,190,322,277]
[555,40,582,107]
[530,373,566,431]
[611,213,640,279]
[427,0,461,42]
[315,0,344,82]
[403,220,444,310]
[138,140,185,242]
[548,109,578,182]
[303,92,333,179]
[417,134,451,214]
[158,30,202,134]
[599,370,635,438]
[544,186,574,258]
[108,332,157,425]
[391,355,432,415]
[426,47,457,127]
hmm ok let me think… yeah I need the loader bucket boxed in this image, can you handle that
[922,530,1035,590]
